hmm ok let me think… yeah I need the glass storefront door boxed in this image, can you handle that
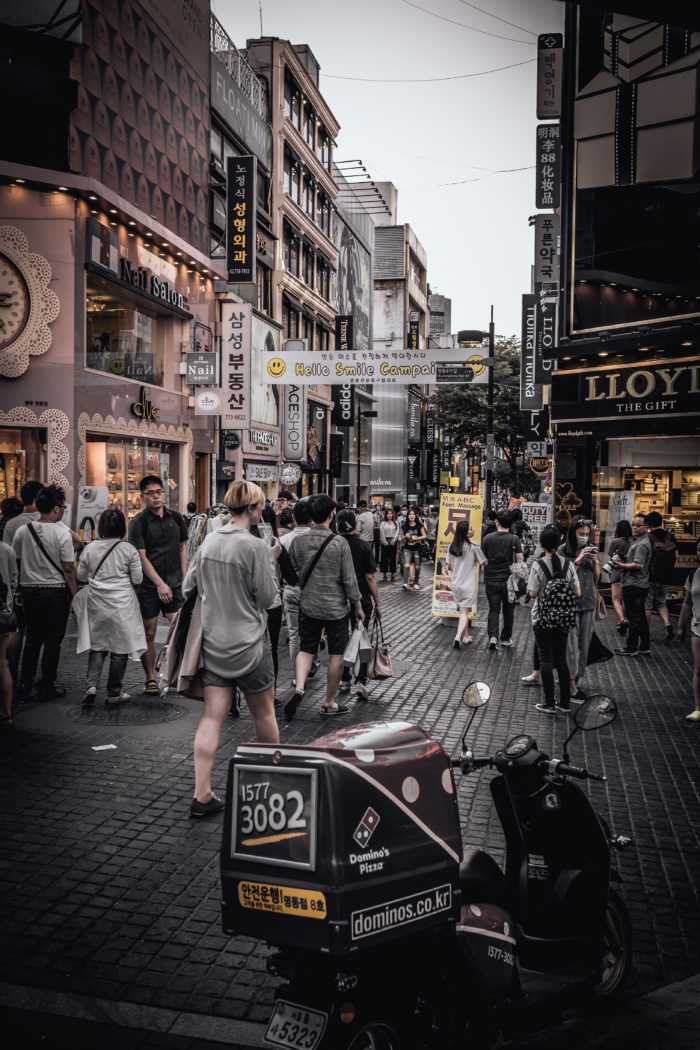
[85,433,181,518]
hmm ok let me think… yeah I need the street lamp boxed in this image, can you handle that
[458,311,495,505]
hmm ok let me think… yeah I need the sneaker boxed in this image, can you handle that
[390,575,395,581]
[382,574,388,581]
[355,683,369,701]
[536,702,556,714]
[686,710,700,722]
[82,687,97,706]
[338,680,352,693]
[38,684,67,700]
[453,638,461,650]
[617,620,629,636]
[637,648,652,656]
[402,582,409,590]
[569,693,585,705]
[521,674,540,687]
[489,637,498,650]
[500,639,513,648]
[555,702,571,713]
[664,623,674,641]
[615,648,638,656]
[190,793,225,819]
[284,689,304,720]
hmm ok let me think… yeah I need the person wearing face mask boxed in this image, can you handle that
[558,516,600,701]
[677,538,700,721]
[614,514,653,658]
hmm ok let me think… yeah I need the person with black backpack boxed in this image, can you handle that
[526,526,581,714]
[644,511,678,641]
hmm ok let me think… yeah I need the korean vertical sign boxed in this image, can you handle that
[536,33,562,119]
[220,303,252,428]
[535,125,561,210]
[227,156,256,283]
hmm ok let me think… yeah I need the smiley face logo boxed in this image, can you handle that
[267,357,286,378]
[465,354,486,377]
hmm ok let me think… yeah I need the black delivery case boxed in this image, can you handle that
[221,720,462,955]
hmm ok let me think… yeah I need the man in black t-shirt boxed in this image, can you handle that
[128,475,188,694]
[336,510,381,701]
[481,512,524,650]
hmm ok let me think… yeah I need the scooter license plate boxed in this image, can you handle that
[265,999,328,1049]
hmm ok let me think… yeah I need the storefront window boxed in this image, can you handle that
[0,428,47,500]
[85,434,181,518]
[86,276,166,386]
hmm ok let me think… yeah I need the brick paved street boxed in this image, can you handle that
[1,576,699,1048]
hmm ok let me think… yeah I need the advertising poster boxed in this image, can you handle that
[602,491,636,580]
[431,492,484,620]
[76,486,109,539]
[521,502,550,548]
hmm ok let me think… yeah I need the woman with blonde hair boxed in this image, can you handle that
[183,480,280,818]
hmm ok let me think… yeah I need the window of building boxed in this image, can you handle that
[282,302,299,338]
[86,435,181,517]
[317,192,330,236]
[86,275,166,386]
[303,245,314,285]
[256,265,271,316]
[317,128,331,169]
[317,325,329,351]
[283,224,301,277]
[303,313,313,343]
[316,257,330,301]
[210,125,222,162]
[284,69,301,130]
[283,146,302,205]
[304,107,316,150]
[257,170,270,213]
[303,177,315,219]
[0,427,47,500]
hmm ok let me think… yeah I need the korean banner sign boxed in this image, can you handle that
[227,155,256,283]
[220,302,252,427]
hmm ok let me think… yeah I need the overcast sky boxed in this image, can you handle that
[212,0,565,340]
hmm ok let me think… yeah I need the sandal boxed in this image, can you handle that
[106,693,131,705]
[0,715,15,729]
[320,703,349,716]
[143,680,159,695]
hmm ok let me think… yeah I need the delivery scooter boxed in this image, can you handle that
[220,683,633,1049]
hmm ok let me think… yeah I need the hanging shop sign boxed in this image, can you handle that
[522,407,549,443]
[279,462,303,486]
[211,56,272,170]
[220,303,252,428]
[330,382,355,426]
[129,386,159,421]
[282,384,307,462]
[216,461,237,482]
[408,320,420,350]
[263,346,479,385]
[534,298,556,383]
[186,352,218,385]
[520,295,543,410]
[536,33,563,119]
[227,155,256,283]
[551,361,700,422]
[194,388,222,415]
[534,213,560,287]
[408,394,422,442]
[249,429,278,446]
[335,314,354,353]
[329,433,344,480]
[535,125,561,210]
[521,502,550,545]
[427,449,440,487]
[221,430,241,451]
[426,414,436,450]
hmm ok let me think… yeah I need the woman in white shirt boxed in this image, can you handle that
[379,508,400,581]
[445,521,485,648]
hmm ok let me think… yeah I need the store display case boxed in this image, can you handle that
[86,436,179,519]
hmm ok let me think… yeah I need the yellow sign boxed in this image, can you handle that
[237,880,327,919]
[431,492,484,620]
[449,476,459,487]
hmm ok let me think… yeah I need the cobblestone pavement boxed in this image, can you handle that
[1,573,699,1048]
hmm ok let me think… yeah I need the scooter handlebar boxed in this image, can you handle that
[544,759,607,782]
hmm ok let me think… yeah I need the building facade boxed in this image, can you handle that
[550,2,700,582]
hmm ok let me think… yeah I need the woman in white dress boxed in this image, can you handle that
[74,509,146,705]
[445,521,486,649]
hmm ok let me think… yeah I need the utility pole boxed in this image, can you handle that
[485,305,495,508]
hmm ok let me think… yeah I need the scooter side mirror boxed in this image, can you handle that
[574,695,617,731]
[462,681,491,708]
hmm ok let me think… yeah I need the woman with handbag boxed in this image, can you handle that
[401,508,427,590]
[336,509,381,702]
[183,480,280,818]
[444,521,486,649]
[74,509,145,706]
[0,538,18,728]
[558,515,600,702]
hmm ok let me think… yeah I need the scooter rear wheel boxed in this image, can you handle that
[344,1019,403,1049]
[594,889,632,997]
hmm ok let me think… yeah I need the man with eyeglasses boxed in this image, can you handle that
[615,514,653,657]
[129,475,188,694]
[11,484,77,700]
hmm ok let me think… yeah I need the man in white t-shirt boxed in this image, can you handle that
[356,500,375,544]
[280,499,313,674]
[12,484,77,700]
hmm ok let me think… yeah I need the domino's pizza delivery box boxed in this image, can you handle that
[221,721,462,955]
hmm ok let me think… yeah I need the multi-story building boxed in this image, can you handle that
[549,2,700,582]
[371,190,430,507]
[0,0,221,521]
[245,37,341,496]
[428,291,452,338]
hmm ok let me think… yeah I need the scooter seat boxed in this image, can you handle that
[459,849,511,910]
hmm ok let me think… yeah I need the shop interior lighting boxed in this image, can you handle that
[57,186,68,191]
[88,194,97,200]
[15,178,26,184]
[128,220,136,226]
[109,208,117,214]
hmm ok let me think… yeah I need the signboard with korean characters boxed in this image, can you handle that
[220,303,252,427]
[186,352,218,386]
[264,347,481,385]
[227,155,256,283]
[535,124,561,210]
[534,213,560,286]
[536,33,563,119]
